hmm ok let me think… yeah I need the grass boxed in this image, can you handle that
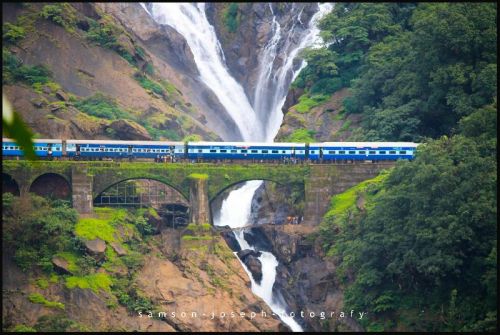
[28,293,65,310]
[285,128,316,143]
[55,252,81,273]
[75,217,116,243]
[181,235,212,241]
[35,278,49,289]
[188,173,208,180]
[65,273,113,294]
[293,94,330,113]
[74,207,127,243]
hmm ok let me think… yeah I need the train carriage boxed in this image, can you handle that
[66,140,185,159]
[187,142,307,160]
[309,142,418,161]
[2,138,63,157]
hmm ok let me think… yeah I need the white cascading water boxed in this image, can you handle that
[143,3,332,332]
[254,3,334,141]
[214,180,303,331]
[146,3,262,141]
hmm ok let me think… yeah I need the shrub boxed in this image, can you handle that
[74,93,134,120]
[65,273,113,293]
[28,293,65,310]
[224,3,239,33]
[285,129,316,142]
[293,94,330,113]
[3,23,26,43]
[134,73,164,96]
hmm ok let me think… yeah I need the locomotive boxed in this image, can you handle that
[2,138,419,161]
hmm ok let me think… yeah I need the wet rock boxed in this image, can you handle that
[85,238,107,259]
[243,227,273,252]
[237,250,263,284]
[55,90,69,101]
[31,98,47,108]
[220,230,241,252]
[110,242,127,256]
[52,256,73,274]
[108,119,152,140]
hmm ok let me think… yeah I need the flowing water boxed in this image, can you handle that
[143,3,332,331]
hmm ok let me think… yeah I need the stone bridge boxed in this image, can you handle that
[2,161,395,225]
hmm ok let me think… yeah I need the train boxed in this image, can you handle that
[2,138,419,161]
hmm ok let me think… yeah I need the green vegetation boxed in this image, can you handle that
[3,23,26,43]
[320,102,497,331]
[28,293,65,310]
[75,217,116,243]
[86,18,136,66]
[34,314,87,332]
[292,94,329,113]
[183,134,202,142]
[10,325,36,332]
[297,3,497,141]
[65,273,113,293]
[3,48,51,86]
[74,93,134,121]
[39,4,76,33]
[188,173,209,180]
[223,3,240,33]
[134,72,164,95]
[3,194,79,273]
[35,278,49,289]
[284,129,316,143]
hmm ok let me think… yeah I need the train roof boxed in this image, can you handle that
[66,139,184,145]
[311,142,420,147]
[3,138,62,144]
[188,141,306,146]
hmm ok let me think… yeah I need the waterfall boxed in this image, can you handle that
[254,3,334,141]
[213,180,303,332]
[147,3,262,141]
[143,3,332,332]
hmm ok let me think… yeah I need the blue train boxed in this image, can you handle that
[2,138,419,161]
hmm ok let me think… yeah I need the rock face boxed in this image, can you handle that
[205,3,317,102]
[108,119,152,140]
[110,242,127,256]
[256,225,365,332]
[237,249,263,284]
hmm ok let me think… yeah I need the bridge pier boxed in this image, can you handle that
[189,177,210,225]
[304,164,394,225]
[71,165,93,215]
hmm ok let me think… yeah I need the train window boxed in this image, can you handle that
[348,151,355,154]
[231,149,237,153]
[329,151,335,154]
[369,151,376,154]
[100,148,104,151]
[272,150,279,154]
[210,149,217,153]
[198,149,203,153]
[389,151,396,154]
[399,151,406,154]
[310,151,315,154]
[379,151,386,154]
[220,149,227,153]
[339,150,345,154]
[241,149,247,153]
[251,150,258,153]
[359,151,366,154]
[262,150,268,153]
[282,150,286,153]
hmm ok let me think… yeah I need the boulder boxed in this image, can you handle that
[85,238,106,260]
[52,256,72,274]
[55,90,69,101]
[237,249,263,284]
[108,119,152,140]
[220,230,242,252]
[110,242,127,256]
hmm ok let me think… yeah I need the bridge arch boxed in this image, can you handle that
[2,173,20,196]
[209,178,286,204]
[29,173,71,200]
[93,177,189,206]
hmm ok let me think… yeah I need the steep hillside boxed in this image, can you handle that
[3,2,226,141]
